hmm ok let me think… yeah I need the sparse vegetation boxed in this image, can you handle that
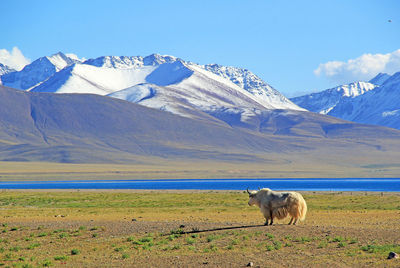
[0,191,399,267]
[317,241,328,248]
[265,233,274,239]
[54,255,68,261]
[185,237,196,245]
[121,253,129,259]
[70,249,80,255]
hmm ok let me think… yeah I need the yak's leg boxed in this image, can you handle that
[288,217,293,225]
[264,214,269,225]
[262,205,270,225]
[293,218,298,225]
[269,210,274,225]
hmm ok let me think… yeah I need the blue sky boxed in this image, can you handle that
[1,0,399,96]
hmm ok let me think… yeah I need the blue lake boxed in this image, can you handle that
[0,178,400,191]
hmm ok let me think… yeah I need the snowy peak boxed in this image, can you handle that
[83,56,144,68]
[291,81,378,114]
[108,61,296,123]
[369,73,391,86]
[336,81,377,98]
[83,54,179,69]
[291,71,400,129]
[0,52,76,90]
[81,53,300,110]
[143,53,178,66]
[200,63,302,110]
[0,63,16,76]
[328,71,400,129]
[45,52,75,71]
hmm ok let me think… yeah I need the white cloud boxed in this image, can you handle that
[314,49,400,84]
[65,53,86,62]
[0,47,30,71]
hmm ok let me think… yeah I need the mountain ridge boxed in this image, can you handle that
[291,72,400,129]
[0,52,300,110]
[0,52,303,127]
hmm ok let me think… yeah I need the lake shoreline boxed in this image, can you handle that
[1,189,400,195]
[1,178,400,191]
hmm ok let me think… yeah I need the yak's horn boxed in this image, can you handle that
[247,188,250,194]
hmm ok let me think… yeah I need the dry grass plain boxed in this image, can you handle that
[0,191,400,267]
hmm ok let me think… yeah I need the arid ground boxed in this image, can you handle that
[0,190,399,267]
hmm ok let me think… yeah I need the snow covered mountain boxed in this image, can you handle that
[291,81,378,114]
[0,52,78,90]
[291,72,400,129]
[0,52,302,125]
[0,63,15,76]
[328,72,400,129]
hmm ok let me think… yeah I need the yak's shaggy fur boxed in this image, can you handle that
[247,188,307,225]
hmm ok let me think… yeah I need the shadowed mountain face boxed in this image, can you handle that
[1,85,400,165]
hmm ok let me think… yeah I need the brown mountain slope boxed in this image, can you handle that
[1,85,400,178]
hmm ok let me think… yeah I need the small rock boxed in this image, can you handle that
[388,252,399,259]
[247,262,254,267]
[179,224,185,228]
[132,218,137,222]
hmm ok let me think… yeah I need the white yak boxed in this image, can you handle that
[247,188,307,225]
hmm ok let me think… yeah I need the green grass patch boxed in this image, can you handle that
[295,237,311,243]
[265,233,274,239]
[266,245,275,251]
[139,237,153,243]
[206,234,220,242]
[54,255,68,261]
[332,236,345,242]
[317,241,328,248]
[40,259,52,267]
[185,237,196,245]
[360,244,400,254]
[273,241,282,250]
[70,249,80,255]
[114,247,125,252]
[26,243,40,250]
[122,253,129,259]
[58,232,68,239]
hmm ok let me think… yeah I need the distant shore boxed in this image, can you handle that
[2,188,400,195]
